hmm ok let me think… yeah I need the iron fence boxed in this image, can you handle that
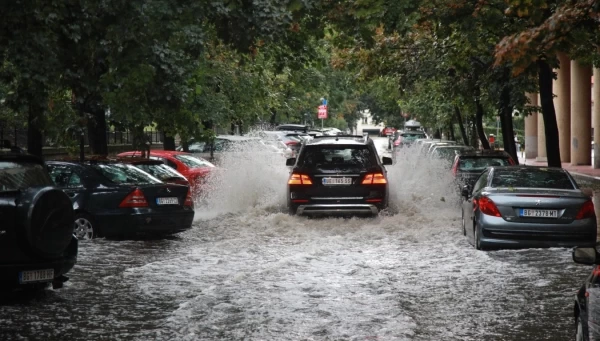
[0,127,163,148]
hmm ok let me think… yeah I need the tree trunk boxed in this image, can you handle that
[454,106,469,145]
[449,124,455,141]
[162,132,176,150]
[27,102,43,158]
[499,84,519,164]
[269,109,277,125]
[475,99,490,149]
[470,115,478,148]
[86,105,108,155]
[537,59,561,167]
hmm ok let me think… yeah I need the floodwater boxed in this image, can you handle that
[0,137,592,340]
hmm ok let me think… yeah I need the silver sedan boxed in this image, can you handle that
[461,166,597,250]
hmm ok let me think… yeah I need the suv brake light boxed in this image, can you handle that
[119,188,148,208]
[362,173,387,185]
[508,158,516,165]
[288,173,313,185]
[576,200,595,220]
[452,159,459,176]
[478,197,501,217]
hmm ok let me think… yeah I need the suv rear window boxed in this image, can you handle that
[300,146,375,168]
[92,163,162,185]
[0,161,53,191]
[458,157,510,171]
[491,169,575,189]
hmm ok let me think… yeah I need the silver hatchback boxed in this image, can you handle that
[461,166,597,250]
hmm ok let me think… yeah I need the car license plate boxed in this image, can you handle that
[19,269,54,283]
[322,177,352,185]
[520,209,559,218]
[156,197,179,205]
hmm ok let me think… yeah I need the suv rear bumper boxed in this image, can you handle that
[295,204,379,215]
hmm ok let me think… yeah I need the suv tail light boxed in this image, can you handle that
[576,200,595,220]
[362,173,387,185]
[119,188,148,208]
[288,173,313,185]
[184,189,194,207]
[508,158,516,165]
[478,197,501,217]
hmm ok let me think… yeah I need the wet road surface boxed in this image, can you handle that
[0,138,594,340]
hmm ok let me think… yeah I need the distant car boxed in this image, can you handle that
[451,150,515,190]
[430,145,475,167]
[380,127,397,137]
[47,159,194,239]
[275,124,309,133]
[572,246,600,341]
[118,150,215,193]
[390,131,427,149]
[286,135,393,216]
[0,153,77,290]
[460,166,597,250]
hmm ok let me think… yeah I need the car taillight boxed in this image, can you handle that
[285,141,298,146]
[508,158,516,165]
[119,188,148,208]
[184,189,194,207]
[394,140,400,146]
[288,173,313,185]
[362,173,387,185]
[452,160,459,176]
[478,197,501,217]
[576,200,595,220]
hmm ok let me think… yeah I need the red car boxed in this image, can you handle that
[117,150,216,193]
[380,127,397,137]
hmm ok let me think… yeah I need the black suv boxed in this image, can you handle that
[451,150,516,190]
[0,153,77,290]
[285,135,392,216]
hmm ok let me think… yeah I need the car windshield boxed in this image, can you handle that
[458,157,510,171]
[491,169,575,189]
[301,146,375,169]
[174,154,215,168]
[0,161,53,191]
[134,163,184,181]
[401,132,425,141]
[92,163,162,185]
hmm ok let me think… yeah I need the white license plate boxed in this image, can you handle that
[322,177,352,185]
[19,269,54,283]
[156,197,179,205]
[520,209,559,218]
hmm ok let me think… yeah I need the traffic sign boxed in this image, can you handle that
[318,105,328,119]
[322,99,328,105]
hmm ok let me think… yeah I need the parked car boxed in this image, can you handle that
[572,246,600,341]
[275,124,309,133]
[177,135,265,163]
[0,152,77,290]
[46,159,194,239]
[286,135,393,216]
[460,166,597,250]
[429,145,475,167]
[452,150,515,190]
[118,150,215,193]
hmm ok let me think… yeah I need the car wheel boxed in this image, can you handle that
[576,316,585,341]
[73,213,96,240]
[17,187,75,259]
[475,223,487,251]
[288,206,297,216]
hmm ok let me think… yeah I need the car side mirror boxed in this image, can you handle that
[286,158,296,167]
[573,247,599,265]
[461,185,470,198]
[382,157,393,165]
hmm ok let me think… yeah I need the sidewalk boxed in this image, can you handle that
[518,154,600,182]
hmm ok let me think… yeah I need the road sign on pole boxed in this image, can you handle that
[318,105,328,119]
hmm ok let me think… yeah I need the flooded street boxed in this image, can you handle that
[0,138,593,340]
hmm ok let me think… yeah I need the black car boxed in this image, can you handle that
[0,153,77,290]
[452,150,515,190]
[46,159,194,239]
[572,247,600,340]
[285,135,393,216]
